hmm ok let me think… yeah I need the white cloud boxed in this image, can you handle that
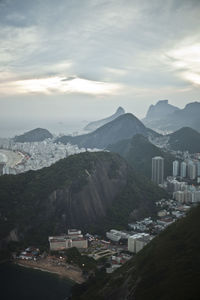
[165,43,200,86]
[0,76,123,96]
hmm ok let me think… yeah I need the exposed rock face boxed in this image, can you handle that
[0,152,165,246]
[84,107,125,132]
[56,113,155,149]
[144,100,179,121]
[48,158,128,229]
[0,152,130,243]
[142,101,200,133]
[14,128,53,142]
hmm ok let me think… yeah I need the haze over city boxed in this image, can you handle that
[0,0,200,137]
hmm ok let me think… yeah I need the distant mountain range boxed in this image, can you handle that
[0,151,166,252]
[14,128,53,143]
[144,100,179,121]
[84,107,125,132]
[72,205,200,300]
[107,134,175,179]
[56,113,159,149]
[143,100,200,133]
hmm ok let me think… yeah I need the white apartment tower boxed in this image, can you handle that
[188,161,196,180]
[180,161,187,178]
[172,160,179,177]
[152,156,164,184]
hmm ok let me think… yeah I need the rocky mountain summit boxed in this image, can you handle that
[84,106,125,132]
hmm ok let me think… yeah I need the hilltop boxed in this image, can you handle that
[72,204,200,300]
[84,107,125,132]
[14,128,53,143]
[56,113,158,149]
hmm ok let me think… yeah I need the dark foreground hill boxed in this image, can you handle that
[167,127,200,153]
[72,205,200,300]
[84,107,125,132]
[107,134,175,179]
[0,152,166,252]
[56,113,158,149]
[14,128,53,142]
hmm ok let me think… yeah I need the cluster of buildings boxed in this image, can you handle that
[106,229,131,243]
[0,138,100,175]
[106,253,132,273]
[172,159,200,182]
[128,233,152,253]
[18,247,40,260]
[49,229,88,251]
[106,229,152,254]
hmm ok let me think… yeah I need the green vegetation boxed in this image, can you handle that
[72,205,200,300]
[65,247,97,272]
[0,152,97,245]
[107,134,175,179]
[0,151,167,259]
[168,127,200,153]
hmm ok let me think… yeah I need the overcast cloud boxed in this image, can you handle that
[0,0,200,136]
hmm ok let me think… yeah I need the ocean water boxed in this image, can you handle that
[1,263,74,300]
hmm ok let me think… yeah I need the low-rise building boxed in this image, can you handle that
[49,237,72,251]
[128,233,151,253]
[106,230,130,242]
[72,238,88,249]
[49,229,88,251]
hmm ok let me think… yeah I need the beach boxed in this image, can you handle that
[14,257,85,284]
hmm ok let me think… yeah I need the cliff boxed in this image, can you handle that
[0,151,166,249]
[143,101,200,133]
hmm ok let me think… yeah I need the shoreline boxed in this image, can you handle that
[14,259,85,284]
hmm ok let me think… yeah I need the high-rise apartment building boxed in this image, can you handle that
[188,161,196,180]
[172,160,179,177]
[152,156,164,184]
[180,161,187,178]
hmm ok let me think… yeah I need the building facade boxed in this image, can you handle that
[152,156,164,184]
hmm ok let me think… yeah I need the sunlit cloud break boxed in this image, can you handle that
[12,76,122,95]
[166,44,200,86]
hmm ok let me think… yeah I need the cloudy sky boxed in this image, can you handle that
[0,0,200,136]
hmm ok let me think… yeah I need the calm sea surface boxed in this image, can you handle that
[1,262,74,300]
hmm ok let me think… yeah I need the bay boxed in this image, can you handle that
[1,262,74,300]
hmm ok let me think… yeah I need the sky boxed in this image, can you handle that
[0,0,200,136]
